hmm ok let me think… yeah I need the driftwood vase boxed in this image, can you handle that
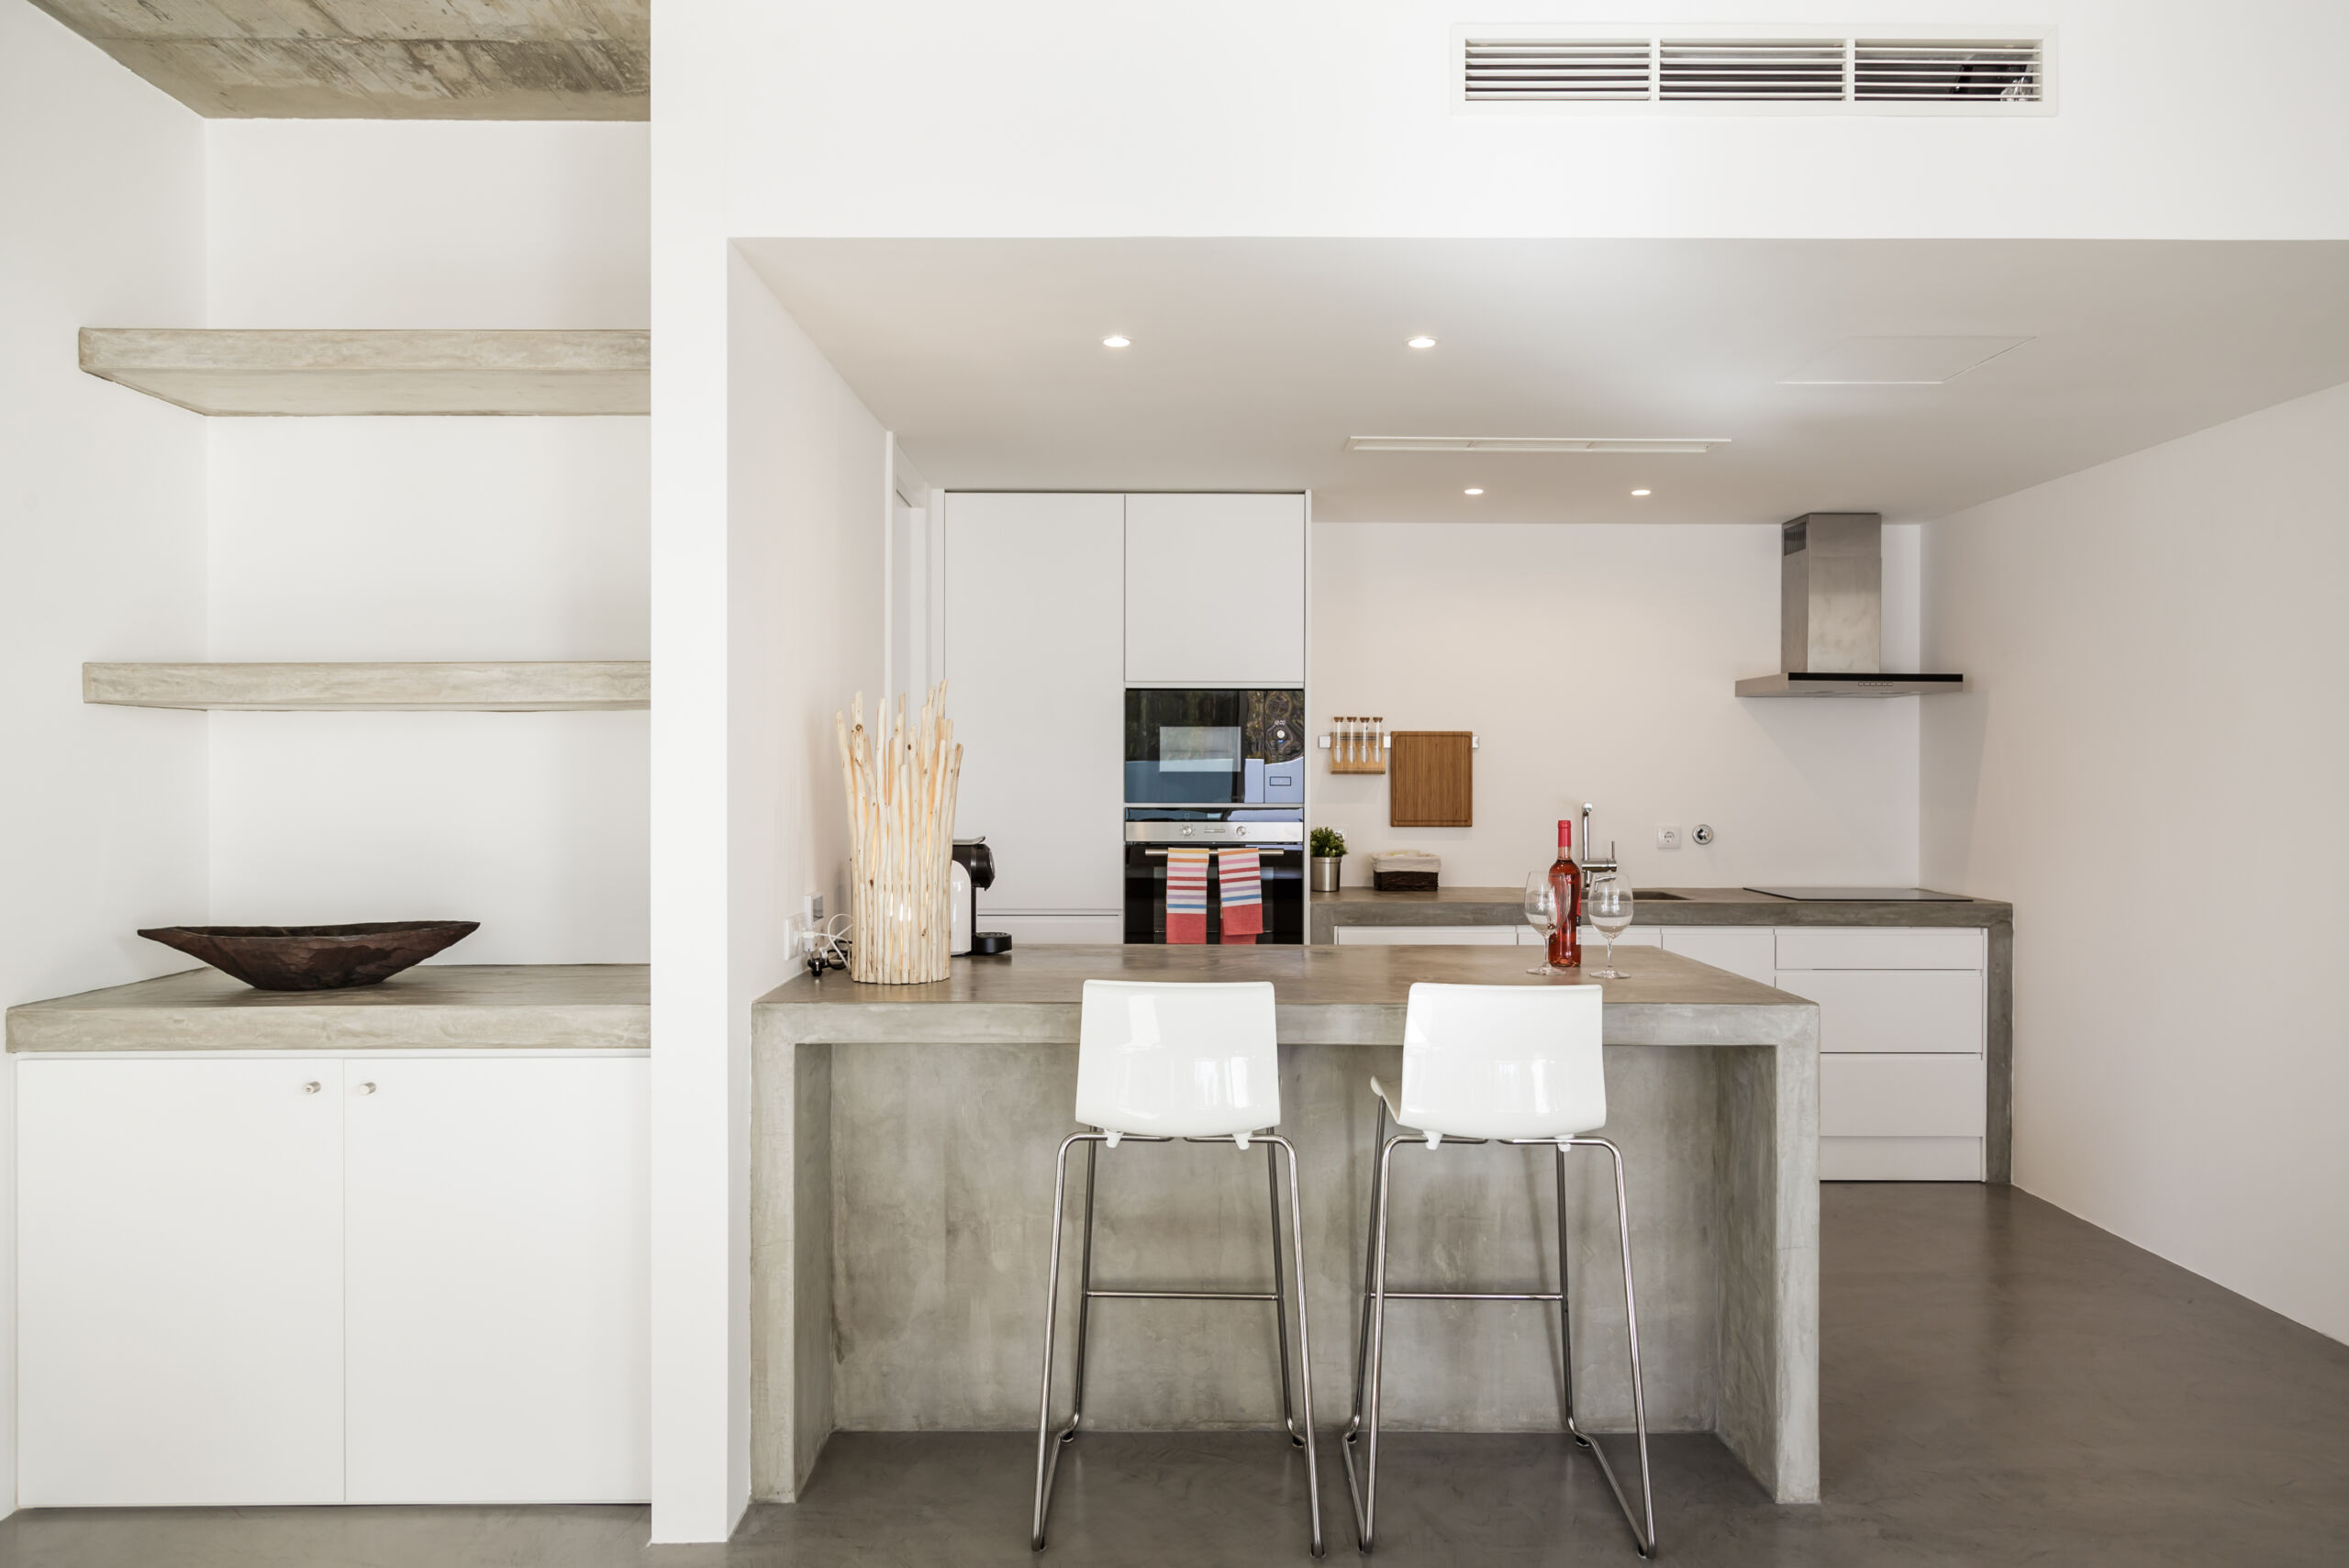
[835,683,963,984]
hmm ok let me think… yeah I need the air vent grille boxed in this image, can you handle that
[1464,34,2046,107]
[1854,40,2043,100]
[1659,41,1844,100]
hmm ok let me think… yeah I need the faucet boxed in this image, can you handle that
[1580,803,1620,882]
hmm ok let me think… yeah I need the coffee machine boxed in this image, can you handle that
[951,838,1010,956]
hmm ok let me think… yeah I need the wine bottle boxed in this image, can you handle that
[1546,819,1583,969]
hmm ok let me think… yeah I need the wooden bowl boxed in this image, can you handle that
[135,921,480,991]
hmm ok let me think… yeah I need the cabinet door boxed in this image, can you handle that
[345,1057,651,1503]
[1819,1054,1987,1139]
[1659,927,1777,984]
[945,493,1126,915]
[1125,494,1306,685]
[17,1058,346,1507]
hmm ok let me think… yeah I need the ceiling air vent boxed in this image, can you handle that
[1462,39,1653,100]
[1461,31,2050,110]
[1854,40,2043,100]
[1659,40,1845,100]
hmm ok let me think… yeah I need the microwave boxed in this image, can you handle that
[1124,688,1307,806]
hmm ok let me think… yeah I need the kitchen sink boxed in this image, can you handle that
[1632,891,1686,900]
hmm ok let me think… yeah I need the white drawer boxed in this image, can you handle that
[1775,926,1985,971]
[1335,925,1518,946]
[1770,969,1982,1053]
[1820,1054,1986,1138]
[1820,1136,1983,1182]
[1575,927,1663,948]
[1659,927,1777,984]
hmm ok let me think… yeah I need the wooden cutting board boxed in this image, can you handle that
[1388,730,1473,827]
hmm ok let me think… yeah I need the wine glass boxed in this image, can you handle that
[1524,870,1564,975]
[1586,876,1635,979]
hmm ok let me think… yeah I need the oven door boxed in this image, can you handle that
[1124,844,1305,945]
[1124,688,1305,805]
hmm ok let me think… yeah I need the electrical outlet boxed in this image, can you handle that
[1657,826,1682,851]
[781,915,806,960]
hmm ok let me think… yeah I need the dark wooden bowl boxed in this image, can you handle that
[136,921,481,991]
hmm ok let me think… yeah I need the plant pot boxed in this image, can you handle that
[1309,855,1342,893]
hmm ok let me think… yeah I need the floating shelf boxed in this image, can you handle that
[78,328,650,417]
[83,662,650,712]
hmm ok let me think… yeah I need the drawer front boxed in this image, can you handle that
[1575,927,1664,948]
[1771,969,1982,1054]
[1334,924,1518,946]
[1820,1136,1984,1182]
[1820,1054,1987,1139]
[1775,926,1985,971]
[1659,927,1777,984]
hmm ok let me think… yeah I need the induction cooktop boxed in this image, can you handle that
[1745,886,1971,902]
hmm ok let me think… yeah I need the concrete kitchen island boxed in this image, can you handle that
[750,943,1820,1508]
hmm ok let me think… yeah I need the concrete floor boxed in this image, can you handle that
[4,1184,2343,1566]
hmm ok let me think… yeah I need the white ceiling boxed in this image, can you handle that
[738,238,2349,524]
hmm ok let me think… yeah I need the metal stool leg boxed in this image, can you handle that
[1556,1138,1656,1559]
[1032,1132,1092,1550]
[1555,1143,1590,1451]
[1265,1134,1326,1556]
[1341,1132,1405,1551]
[1267,1139,1304,1446]
[1063,1139,1101,1443]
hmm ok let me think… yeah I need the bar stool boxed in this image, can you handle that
[1031,978,1324,1554]
[1341,982,1655,1557]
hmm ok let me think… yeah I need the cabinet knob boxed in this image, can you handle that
[302,1081,322,1095]
[357,1081,377,1095]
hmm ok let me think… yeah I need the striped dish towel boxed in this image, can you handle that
[1165,847,1210,943]
[1218,848,1263,944]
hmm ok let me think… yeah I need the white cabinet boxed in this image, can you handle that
[1124,494,1306,685]
[345,1058,650,1503]
[18,1057,347,1507]
[1776,925,1988,1182]
[944,493,1126,916]
[17,1053,651,1507]
[1659,926,1776,985]
[1576,927,1663,949]
[1336,925,1517,945]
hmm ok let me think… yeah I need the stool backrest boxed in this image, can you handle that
[1398,983,1607,1140]
[1076,979,1282,1138]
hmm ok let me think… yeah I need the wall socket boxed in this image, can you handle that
[1657,826,1682,851]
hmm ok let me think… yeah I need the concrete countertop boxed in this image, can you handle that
[6,963,651,1052]
[1312,884,2012,936]
[754,941,1815,1048]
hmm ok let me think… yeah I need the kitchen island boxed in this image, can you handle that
[749,943,1819,1509]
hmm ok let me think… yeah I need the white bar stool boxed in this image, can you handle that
[1031,978,1324,1555]
[1340,982,1656,1557]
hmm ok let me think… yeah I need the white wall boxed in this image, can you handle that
[202,122,651,963]
[0,4,212,1518]
[1313,522,1920,889]
[1922,379,2349,1343]
[721,0,2349,242]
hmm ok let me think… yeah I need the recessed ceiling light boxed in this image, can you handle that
[1408,336,1437,349]
[1347,436,1730,454]
[1464,487,1484,496]
[1631,489,1652,496]
[1101,335,1130,349]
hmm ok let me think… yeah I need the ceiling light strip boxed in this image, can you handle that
[1346,436,1730,454]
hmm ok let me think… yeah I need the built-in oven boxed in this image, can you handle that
[1124,688,1307,806]
[1124,809,1306,945]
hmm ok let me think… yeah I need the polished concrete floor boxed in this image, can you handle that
[3,1184,2343,1566]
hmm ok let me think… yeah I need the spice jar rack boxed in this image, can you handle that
[1322,716,1388,774]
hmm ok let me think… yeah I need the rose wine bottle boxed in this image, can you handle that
[1547,820,1583,969]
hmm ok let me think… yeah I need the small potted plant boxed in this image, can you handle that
[1309,826,1346,893]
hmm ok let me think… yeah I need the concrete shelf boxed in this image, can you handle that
[83,662,650,712]
[78,328,650,416]
[6,964,651,1053]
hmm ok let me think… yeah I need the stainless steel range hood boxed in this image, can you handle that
[1735,513,1965,698]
